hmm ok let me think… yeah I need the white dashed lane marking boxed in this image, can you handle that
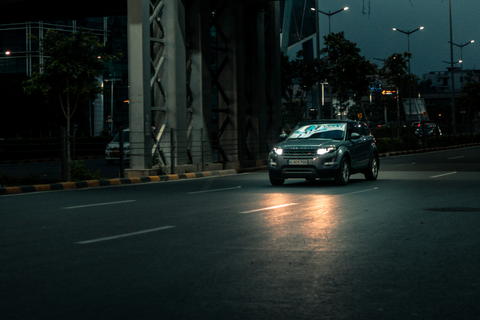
[76,226,176,244]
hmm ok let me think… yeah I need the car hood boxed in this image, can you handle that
[276,139,343,149]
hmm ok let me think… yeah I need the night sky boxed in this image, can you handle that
[309,0,479,77]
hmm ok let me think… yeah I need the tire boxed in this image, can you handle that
[269,172,285,186]
[364,155,379,181]
[334,157,350,186]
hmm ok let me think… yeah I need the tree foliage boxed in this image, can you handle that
[24,30,107,118]
[24,30,109,180]
[321,32,376,104]
[281,32,377,124]
[380,52,419,98]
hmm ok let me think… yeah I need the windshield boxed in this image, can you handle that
[289,123,346,140]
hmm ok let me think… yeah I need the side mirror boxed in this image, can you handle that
[350,132,361,140]
[279,133,288,141]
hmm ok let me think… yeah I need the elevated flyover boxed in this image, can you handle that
[1,0,282,174]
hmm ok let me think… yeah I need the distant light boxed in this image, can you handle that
[97,56,102,59]
[471,40,475,43]
[310,7,316,11]
[5,50,11,56]
[459,59,463,64]
[419,26,425,30]
[392,27,397,31]
[123,99,130,104]
[343,6,349,11]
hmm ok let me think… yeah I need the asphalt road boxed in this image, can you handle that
[1,146,480,320]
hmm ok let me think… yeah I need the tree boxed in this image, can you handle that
[320,32,376,118]
[280,52,319,129]
[24,30,108,181]
[380,53,415,97]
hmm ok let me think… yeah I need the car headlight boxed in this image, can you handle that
[273,147,283,156]
[317,146,337,155]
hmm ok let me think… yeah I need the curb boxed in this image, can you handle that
[0,169,237,196]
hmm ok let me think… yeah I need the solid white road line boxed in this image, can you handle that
[240,203,298,214]
[63,200,136,210]
[76,226,176,244]
[188,186,242,194]
[448,155,465,160]
[430,172,457,179]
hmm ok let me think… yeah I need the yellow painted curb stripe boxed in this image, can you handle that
[109,179,122,185]
[86,180,100,187]
[62,182,77,189]
[5,186,22,194]
[35,184,51,192]
[129,177,142,184]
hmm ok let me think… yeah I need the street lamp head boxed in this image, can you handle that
[5,50,11,56]
[419,26,425,30]
[459,59,463,64]
[392,27,397,31]
[310,7,316,11]
[470,40,475,44]
[343,6,350,11]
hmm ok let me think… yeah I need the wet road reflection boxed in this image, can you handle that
[255,193,341,251]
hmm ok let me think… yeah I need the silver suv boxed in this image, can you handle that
[268,120,379,186]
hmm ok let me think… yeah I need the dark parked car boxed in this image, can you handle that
[413,121,442,138]
[105,128,130,164]
[268,120,379,186]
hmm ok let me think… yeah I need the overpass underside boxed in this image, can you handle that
[127,0,282,175]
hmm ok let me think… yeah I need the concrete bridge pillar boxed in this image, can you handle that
[126,0,153,175]
[126,0,281,176]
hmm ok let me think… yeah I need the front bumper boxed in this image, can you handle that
[268,153,340,179]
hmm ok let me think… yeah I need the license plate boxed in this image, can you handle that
[289,159,311,165]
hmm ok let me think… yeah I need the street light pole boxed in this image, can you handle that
[451,39,474,62]
[315,6,350,34]
[104,78,121,134]
[392,26,424,75]
[310,5,349,119]
[392,25,424,122]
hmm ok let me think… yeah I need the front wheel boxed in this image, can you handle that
[334,157,350,186]
[364,155,379,181]
[269,172,285,186]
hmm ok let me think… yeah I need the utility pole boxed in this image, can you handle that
[448,0,457,135]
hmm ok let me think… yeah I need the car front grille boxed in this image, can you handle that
[283,149,316,159]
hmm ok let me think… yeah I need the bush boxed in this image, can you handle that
[70,160,101,181]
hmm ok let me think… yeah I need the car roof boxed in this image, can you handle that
[296,119,362,126]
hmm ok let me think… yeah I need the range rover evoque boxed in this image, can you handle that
[268,120,379,186]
